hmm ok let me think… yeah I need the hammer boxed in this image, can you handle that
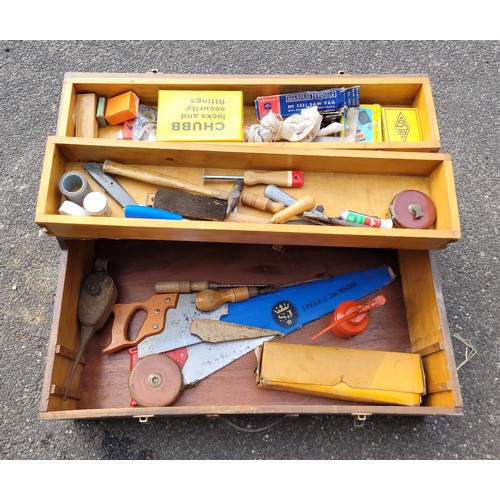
[225,179,244,215]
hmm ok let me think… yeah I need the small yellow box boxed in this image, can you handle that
[256,341,426,406]
[156,90,244,142]
[104,91,139,126]
[382,107,422,142]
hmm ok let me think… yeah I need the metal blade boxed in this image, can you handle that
[181,336,273,386]
[138,294,228,358]
[83,162,138,207]
[190,319,280,343]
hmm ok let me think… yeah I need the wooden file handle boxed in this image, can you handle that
[243,171,303,187]
[155,280,212,293]
[241,191,285,213]
[269,196,316,224]
[103,160,229,200]
[195,287,259,312]
[225,212,271,223]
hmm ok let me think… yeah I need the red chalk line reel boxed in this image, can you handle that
[311,295,387,341]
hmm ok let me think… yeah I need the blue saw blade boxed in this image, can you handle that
[139,264,396,360]
[221,265,396,333]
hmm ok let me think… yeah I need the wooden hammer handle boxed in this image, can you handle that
[103,160,229,200]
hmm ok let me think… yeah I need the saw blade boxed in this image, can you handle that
[181,335,274,386]
[138,294,228,358]
[190,319,280,343]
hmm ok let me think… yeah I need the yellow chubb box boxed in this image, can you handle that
[156,90,244,142]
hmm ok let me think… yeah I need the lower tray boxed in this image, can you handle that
[39,239,462,420]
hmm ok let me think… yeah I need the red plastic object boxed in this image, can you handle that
[291,171,304,187]
[311,295,387,341]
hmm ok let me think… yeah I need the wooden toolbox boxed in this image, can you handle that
[37,73,463,421]
[57,73,441,151]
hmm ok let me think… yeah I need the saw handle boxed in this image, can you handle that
[102,293,178,355]
[195,287,259,312]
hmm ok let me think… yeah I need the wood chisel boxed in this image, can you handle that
[138,265,397,387]
[203,170,304,187]
[83,162,138,207]
[269,196,316,224]
[154,280,270,293]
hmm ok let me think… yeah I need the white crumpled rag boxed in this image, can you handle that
[245,106,343,143]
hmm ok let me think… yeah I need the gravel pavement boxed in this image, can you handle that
[0,41,498,472]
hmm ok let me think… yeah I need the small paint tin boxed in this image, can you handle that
[83,192,111,217]
[388,190,436,229]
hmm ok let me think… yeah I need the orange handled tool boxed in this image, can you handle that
[311,295,387,341]
[203,170,304,187]
[102,293,178,355]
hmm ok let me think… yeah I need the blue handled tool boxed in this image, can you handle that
[124,205,182,220]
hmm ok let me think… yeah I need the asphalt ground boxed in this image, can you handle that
[0,39,497,486]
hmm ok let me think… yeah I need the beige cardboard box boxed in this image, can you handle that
[256,341,426,406]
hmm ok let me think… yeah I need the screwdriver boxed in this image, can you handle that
[203,170,304,187]
[195,275,332,312]
[155,280,269,294]
[196,287,260,311]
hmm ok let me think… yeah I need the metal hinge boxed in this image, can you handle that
[352,413,372,428]
[134,414,155,423]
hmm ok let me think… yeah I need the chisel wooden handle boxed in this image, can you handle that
[225,212,271,223]
[243,171,303,187]
[103,160,229,200]
[155,280,213,293]
[195,287,259,311]
[241,191,285,213]
[270,196,316,224]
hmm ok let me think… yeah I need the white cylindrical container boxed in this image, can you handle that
[83,192,111,217]
[58,200,90,216]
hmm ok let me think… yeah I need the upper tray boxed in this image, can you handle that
[57,73,441,152]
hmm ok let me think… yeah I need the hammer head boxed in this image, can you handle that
[226,179,244,215]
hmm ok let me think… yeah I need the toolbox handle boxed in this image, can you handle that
[214,414,294,433]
